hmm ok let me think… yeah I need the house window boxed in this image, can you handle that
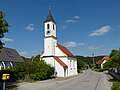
[4,62,13,69]
[1,62,5,70]
[47,24,50,29]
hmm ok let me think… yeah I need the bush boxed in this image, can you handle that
[112,81,120,90]
[30,60,54,80]
[94,68,105,72]
[1,55,54,82]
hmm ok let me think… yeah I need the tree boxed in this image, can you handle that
[109,50,119,57]
[0,11,9,49]
[104,50,120,68]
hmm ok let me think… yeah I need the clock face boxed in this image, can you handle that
[46,30,51,35]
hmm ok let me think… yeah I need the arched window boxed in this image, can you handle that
[53,24,54,30]
[70,60,72,70]
[47,24,50,29]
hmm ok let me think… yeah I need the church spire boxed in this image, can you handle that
[44,9,56,23]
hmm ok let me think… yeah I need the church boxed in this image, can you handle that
[41,11,78,77]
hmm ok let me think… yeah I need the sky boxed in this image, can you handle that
[0,0,120,57]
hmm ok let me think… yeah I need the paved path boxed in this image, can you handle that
[18,70,112,90]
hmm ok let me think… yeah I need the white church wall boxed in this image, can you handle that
[54,59,64,77]
[43,57,54,67]
[67,58,78,76]
[44,38,55,56]
[55,47,67,57]
[101,60,107,68]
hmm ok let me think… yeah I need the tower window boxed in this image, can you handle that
[47,24,50,29]
[53,24,54,30]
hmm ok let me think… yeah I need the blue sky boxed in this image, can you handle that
[0,0,120,57]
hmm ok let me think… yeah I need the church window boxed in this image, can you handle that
[47,24,50,29]
[73,60,75,69]
[70,60,72,70]
[53,24,54,30]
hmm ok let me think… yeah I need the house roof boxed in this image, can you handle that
[96,56,109,64]
[44,11,56,23]
[53,56,68,69]
[57,44,75,58]
[23,58,32,63]
[0,47,24,62]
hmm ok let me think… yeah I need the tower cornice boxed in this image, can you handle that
[44,35,57,40]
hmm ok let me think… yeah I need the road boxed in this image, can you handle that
[18,70,112,90]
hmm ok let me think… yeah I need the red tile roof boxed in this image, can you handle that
[53,56,68,69]
[96,56,109,64]
[57,44,75,58]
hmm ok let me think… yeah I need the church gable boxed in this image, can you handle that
[57,44,75,58]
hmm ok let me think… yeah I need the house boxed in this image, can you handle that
[0,47,24,70]
[96,56,109,68]
[41,11,78,77]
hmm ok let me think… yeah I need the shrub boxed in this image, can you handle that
[30,60,54,80]
[1,55,54,82]
[94,68,105,72]
[112,81,120,90]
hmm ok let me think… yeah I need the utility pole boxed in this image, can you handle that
[92,53,95,69]
[92,53,95,64]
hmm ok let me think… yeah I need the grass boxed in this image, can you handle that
[0,85,18,90]
[112,81,120,90]
[6,86,17,90]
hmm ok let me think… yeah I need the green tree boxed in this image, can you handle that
[0,11,9,49]
[109,50,119,57]
[104,50,120,68]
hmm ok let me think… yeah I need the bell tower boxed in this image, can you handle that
[43,11,57,56]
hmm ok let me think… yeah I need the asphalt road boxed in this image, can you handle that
[18,70,112,90]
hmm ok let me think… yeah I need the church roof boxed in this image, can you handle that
[0,47,24,62]
[57,44,75,58]
[44,11,56,23]
[96,56,109,64]
[53,56,68,69]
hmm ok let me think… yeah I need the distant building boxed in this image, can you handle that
[41,11,78,77]
[0,47,24,70]
[96,56,109,68]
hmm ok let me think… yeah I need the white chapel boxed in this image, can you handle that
[41,11,77,77]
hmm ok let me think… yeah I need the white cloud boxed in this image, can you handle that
[32,51,38,53]
[62,41,84,48]
[89,25,111,36]
[25,24,35,31]
[89,46,99,50]
[18,51,27,56]
[1,38,13,42]
[78,43,84,46]
[65,15,80,23]
[63,41,77,48]
[74,16,80,19]
[62,25,67,29]
[65,19,75,23]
